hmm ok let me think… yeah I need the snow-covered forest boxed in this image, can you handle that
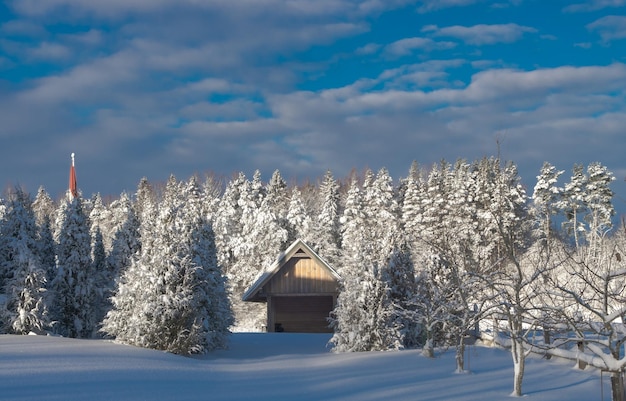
[1,157,625,399]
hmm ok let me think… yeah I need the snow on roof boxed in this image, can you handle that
[241,238,340,302]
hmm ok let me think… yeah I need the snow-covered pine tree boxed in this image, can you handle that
[214,172,247,273]
[330,173,402,352]
[472,158,535,396]
[89,193,113,252]
[312,170,341,269]
[106,192,140,285]
[51,196,96,338]
[532,162,563,244]
[180,176,233,350]
[286,186,314,245]
[381,240,421,348]
[101,181,160,348]
[201,173,224,221]
[265,169,288,215]
[1,187,49,334]
[557,164,588,249]
[583,162,615,250]
[231,171,288,331]
[400,161,424,241]
[330,177,366,351]
[104,175,232,354]
[32,186,56,229]
[91,227,107,330]
[31,187,57,281]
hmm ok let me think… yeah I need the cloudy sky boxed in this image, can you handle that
[1,0,625,211]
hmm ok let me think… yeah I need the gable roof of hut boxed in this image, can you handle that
[242,238,340,302]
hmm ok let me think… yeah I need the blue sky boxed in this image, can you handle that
[1,0,625,213]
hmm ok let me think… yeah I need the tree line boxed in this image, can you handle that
[0,158,624,399]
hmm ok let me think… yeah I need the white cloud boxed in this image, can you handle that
[427,23,537,45]
[28,41,71,60]
[384,37,456,56]
[355,43,381,55]
[563,0,625,13]
[1,19,46,37]
[416,0,479,13]
[587,15,626,41]
[62,29,104,46]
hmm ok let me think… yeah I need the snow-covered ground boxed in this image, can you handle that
[0,333,611,400]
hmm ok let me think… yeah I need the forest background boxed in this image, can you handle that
[1,157,626,399]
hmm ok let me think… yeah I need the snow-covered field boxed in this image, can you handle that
[0,333,610,400]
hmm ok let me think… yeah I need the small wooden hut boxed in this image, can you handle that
[242,239,340,333]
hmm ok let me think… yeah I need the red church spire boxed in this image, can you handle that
[69,152,78,200]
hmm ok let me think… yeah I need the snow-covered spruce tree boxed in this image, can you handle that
[583,162,615,250]
[555,163,614,253]
[473,158,536,397]
[201,173,224,221]
[382,240,421,348]
[312,170,341,269]
[31,187,57,281]
[422,161,483,371]
[89,193,113,252]
[286,186,314,245]
[180,176,233,350]
[1,187,49,334]
[91,227,108,328]
[106,192,140,285]
[101,180,160,347]
[105,194,140,292]
[50,196,96,338]
[531,162,563,245]
[233,172,289,331]
[265,169,289,219]
[36,214,56,284]
[330,173,402,352]
[103,175,232,354]
[403,161,453,355]
[214,172,247,274]
[399,161,424,239]
[556,164,588,249]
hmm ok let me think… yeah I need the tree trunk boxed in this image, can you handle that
[511,337,525,397]
[543,325,551,360]
[422,336,434,358]
[456,338,466,372]
[611,371,625,401]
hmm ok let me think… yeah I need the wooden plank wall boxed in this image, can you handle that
[265,256,337,295]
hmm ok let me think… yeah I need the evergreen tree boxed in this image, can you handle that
[214,172,247,272]
[1,187,49,334]
[286,186,314,244]
[400,161,424,241]
[91,227,108,329]
[32,186,56,229]
[557,164,588,249]
[103,176,232,354]
[532,162,564,244]
[51,197,96,338]
[330,176,402,352]
[106,192,140,280]
[312,170,341,268]
[89,193,113,252]
[180,176,233,350]
[584,162,615,248]
[382,241,420,348]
